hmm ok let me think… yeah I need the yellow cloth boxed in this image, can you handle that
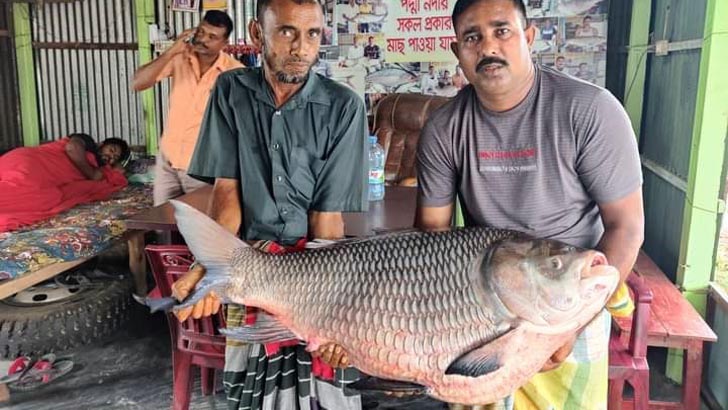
[605,282,635,318]
[450,309,614,410]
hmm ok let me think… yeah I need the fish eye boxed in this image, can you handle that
[550,257,563,270]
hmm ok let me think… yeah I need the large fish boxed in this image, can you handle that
[152,201,619,405]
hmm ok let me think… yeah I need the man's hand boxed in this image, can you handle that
[167,28,196,56]
[171,263,221,322]
[540,334,577,372]
[311,343,350,368]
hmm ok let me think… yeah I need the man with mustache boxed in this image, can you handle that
[132,10,242,206]
[172,0,368,409]
[416,0,643,409]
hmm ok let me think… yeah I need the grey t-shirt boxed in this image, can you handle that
[417,64,642,248]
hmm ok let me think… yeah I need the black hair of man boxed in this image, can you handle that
[256,0,322,23]
[102,138,131,164]
[203,10,234,37]
[451,0,528,31]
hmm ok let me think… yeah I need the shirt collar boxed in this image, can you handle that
[187,50,229,76]
[237,67,331,109]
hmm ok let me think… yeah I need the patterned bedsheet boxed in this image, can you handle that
[0,184,153,281]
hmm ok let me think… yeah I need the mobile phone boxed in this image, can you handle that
[186,35,197,45]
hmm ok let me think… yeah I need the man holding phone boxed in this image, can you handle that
[132,10,243,205]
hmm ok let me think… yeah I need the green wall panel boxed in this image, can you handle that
[605,0,632,102]
[707,302,728,408]
[642,171,684,281]
[641,51,701,180]
[651,0,707,43]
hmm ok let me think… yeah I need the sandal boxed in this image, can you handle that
[0,356,33,385]
[1,354,74,391]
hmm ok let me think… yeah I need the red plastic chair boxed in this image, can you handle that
[146,245,227,410]
[608,272,653,410]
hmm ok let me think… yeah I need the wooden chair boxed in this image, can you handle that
[608,272,653,410]
[146,245,226,410]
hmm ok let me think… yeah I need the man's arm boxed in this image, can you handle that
[596,188,645,283]
[414,203,454,231]
[307,210,349,367]
[173,178,241,321]
[65,136,103,181]
[309,211,344,240]
[131,28,194,91]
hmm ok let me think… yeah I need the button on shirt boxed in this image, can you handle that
[188,68,369,244]
[156,50,243,170]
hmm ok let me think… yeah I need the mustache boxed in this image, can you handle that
[285,56,314,65]
[476,57,508,71]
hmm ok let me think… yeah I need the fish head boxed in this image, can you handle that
[484,238,619,329]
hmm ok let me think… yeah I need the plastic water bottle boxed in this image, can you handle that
[368,135,385,201]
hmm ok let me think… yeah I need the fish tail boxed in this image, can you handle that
[133,294,178,313]
[169,200,249,309]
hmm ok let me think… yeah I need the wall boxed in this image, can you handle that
[0,2,21,152]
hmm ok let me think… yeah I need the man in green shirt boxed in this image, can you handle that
[170,0,368,408]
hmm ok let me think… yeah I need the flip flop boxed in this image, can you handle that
[7,354,74,392]
[0,356,33,385]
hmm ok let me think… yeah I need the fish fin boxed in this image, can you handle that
[219,312,298,343]
[170,199,248,271]
[133,294,178,313]
[445,331,516,377]
[304,237,362,249]
[169,200,248,309]
[348,375,428,395]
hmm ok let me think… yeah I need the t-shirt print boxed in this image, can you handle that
[477,145,537,174]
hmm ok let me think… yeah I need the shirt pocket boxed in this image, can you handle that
[291,147,325,201]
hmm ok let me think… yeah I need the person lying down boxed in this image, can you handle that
[0,133,131,232]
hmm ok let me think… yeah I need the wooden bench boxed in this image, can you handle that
[613,251,718,410]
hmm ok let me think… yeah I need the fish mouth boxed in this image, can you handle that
[580,251,619,301]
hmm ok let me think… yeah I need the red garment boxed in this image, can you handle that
[0,138,127,232]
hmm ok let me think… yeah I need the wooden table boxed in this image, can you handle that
[125,185,418,238]
[613,252,718,410]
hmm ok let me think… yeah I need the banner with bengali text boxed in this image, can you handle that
[383,0,458,63]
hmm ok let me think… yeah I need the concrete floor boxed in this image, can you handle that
[0,305,449,410]
[0,309,693,410]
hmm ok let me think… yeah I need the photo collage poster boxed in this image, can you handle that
[313,0,609,114]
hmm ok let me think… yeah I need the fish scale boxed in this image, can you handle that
[227,228,520,380]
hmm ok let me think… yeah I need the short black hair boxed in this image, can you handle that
[452,0,528,31]
[102,138,131,165]
[203,10,234,37]
[256,0,321,23]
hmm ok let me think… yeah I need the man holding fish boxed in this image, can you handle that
[170,0,368,409]
[164,1,642,410]
[416,0,644,409]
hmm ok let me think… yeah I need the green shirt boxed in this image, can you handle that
[188,67,368,245]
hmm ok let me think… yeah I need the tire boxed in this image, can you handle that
[0,271,134,359]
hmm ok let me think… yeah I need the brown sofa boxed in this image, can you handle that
[372,93,450,186]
